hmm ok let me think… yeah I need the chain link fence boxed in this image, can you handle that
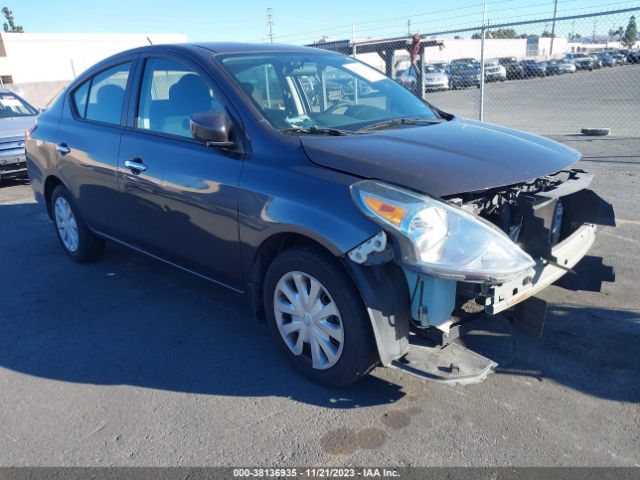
[305,6,640,137]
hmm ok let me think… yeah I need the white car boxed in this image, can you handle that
[0,90,37,181]
[484,59,507,82]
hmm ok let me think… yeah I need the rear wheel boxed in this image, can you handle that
[51,185,105,262]
[264,246,378,387]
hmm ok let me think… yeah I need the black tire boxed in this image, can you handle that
[51,185,105,262]
[263,245,378,388]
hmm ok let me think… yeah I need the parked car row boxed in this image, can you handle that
[395,48,639,92]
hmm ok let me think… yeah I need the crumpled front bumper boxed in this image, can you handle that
[485,223,596,315]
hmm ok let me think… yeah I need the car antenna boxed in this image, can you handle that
[146,37,153,45]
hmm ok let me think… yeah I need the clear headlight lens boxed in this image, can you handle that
[351,180,535,283]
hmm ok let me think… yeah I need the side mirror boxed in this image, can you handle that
[190,111,234,148]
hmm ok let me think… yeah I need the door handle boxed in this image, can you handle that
[125,159,147,173]
[56,143,71,155]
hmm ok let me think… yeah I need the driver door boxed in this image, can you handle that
[116,56,244,290]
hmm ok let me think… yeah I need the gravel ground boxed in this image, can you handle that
[0,135,638,467]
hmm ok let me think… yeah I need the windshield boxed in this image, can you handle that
[0,92,37,118]
[220,52,439,133]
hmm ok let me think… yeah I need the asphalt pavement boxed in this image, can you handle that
[0,136,638,467]
[427,64,640,137]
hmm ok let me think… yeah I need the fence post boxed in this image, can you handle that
[479,0,487,122]
[353,43,359,104]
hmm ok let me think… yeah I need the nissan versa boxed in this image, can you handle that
[25,43,615,387]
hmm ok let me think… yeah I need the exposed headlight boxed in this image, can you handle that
[350,180,535,283]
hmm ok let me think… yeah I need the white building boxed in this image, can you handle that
[0,32,187,84]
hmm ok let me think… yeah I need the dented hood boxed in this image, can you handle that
[300,118,581,197]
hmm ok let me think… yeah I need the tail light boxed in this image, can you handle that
[25,123,38,140]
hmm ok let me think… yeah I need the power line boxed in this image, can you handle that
[264,0,638,44]
[356,0,638,41]
[266,0,522,42]
[264,0,551,43]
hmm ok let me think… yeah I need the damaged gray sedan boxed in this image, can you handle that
[26,43,615,387]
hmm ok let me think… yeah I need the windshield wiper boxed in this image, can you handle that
[281,126,356,136]
[357,117,445,132]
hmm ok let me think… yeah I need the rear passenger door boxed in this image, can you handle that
[116,55,244,290]
[56,59,134,235]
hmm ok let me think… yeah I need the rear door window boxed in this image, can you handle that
[71,62,131,125]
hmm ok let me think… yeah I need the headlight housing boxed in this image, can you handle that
[350,180,535,284]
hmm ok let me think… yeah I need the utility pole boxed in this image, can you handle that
[266,8,274,44]
[592,19,597,44]
[571,19,575,39]
[549,0,558,55]
[407,19,411,36]
[479,0,487,122]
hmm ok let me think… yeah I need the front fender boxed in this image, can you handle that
[238,161,380,282]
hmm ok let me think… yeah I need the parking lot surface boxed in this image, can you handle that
[428,64,640,137]
[1,135,639,466]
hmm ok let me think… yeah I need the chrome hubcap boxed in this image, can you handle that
[54,197,79,253]
[273,271,344,370]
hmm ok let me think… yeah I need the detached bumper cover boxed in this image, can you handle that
[485,223,596,315]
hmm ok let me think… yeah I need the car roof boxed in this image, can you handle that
[112,42,336,58]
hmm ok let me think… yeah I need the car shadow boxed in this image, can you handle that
[0,200,405,408]
[1,200,638,405]
[457,305,640,403]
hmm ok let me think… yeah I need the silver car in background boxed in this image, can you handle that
[0,91,37,181]
[423,63,450,90]
[398,64,450,93]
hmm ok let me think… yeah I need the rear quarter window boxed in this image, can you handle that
[71,62,131,125]
[72,80,90,117]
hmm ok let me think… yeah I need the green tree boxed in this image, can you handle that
[489,28,518,39]
[621,16,637,48]
[2,7,23,33]
[471,28,519,40]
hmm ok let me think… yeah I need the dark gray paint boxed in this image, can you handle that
[300,118,581,198]
[25,43,585,362]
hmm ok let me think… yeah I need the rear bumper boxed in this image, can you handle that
[485,223,596,315]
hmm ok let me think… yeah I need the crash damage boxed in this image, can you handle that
[348,168,616,383]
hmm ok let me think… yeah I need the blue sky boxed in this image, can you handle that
[8,0,640,43]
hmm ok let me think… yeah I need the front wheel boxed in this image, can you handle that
[51,185,105,262]
[264,246,378,387]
